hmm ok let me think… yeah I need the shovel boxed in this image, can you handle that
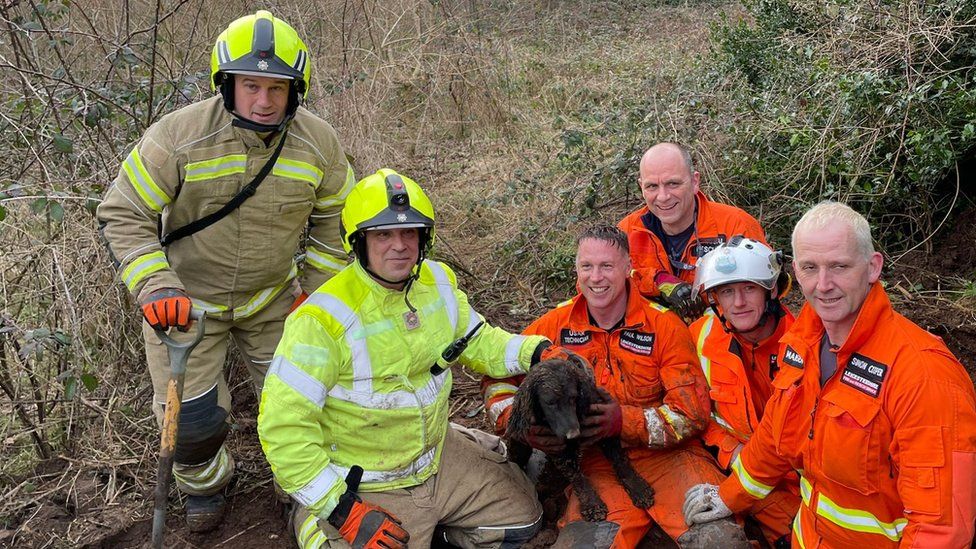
[151,309,206,548]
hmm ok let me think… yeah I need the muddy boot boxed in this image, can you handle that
[676,519,750,548]
[186,493,226,533]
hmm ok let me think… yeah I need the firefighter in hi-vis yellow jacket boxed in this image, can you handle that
[96,11,354,531]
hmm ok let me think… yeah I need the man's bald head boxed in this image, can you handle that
[640,143,695,178]
[638,142,700,235]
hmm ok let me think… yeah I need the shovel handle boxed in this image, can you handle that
[151,309,205,548]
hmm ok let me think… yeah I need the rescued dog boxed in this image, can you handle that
[505,357,655,521]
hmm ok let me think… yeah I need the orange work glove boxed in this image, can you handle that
[141,288,192,331]
[289,291,309,313]
[327,492,408,549]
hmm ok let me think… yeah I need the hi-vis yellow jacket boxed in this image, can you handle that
[97,96,354,317]
[257,259,547,519]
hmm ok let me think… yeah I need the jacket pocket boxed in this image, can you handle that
[894,426,944,516]
[818,397,882,495]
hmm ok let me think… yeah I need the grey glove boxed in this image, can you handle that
[683,484,732,526]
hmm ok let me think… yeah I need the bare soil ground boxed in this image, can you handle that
[7,211,976,548]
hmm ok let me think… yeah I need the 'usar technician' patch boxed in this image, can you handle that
[841,353,888,397]
[619,330,655,355]
[560,329,591,346]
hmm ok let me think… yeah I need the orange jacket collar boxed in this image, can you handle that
[788,282,893,354]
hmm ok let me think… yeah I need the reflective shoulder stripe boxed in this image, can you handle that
[328,445,437,485]
[184,154,247,182]
[731,455,774,499]
[815,491,907,541]
[121,250,169,292]
[306,247,347,274]
[273,158,324,187]
[426,261,459,333]
[269,355,328,408]
[123,147,170,212]
[556,298,574,308]
[315,163,356,210]
[306,291,372,394]
[504,335,528,375]
[696,313,717,387]
[292,465,343,508]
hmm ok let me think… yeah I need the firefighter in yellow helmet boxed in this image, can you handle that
[259,169,554,548]
[96,11,354,531]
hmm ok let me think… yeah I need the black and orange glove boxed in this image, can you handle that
[140,288,192,331]
[653,272,702,322]
[327,486,408,549]
[580,387,622,446]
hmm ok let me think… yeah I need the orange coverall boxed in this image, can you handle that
[690,306,800,544]
[484,284,724,546]
[718,283,976,547]
[617,192,766,297]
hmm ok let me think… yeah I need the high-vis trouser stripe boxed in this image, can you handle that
[328,445,437,484]
[184,154,247,182]
[269,355,328,408]
[731,455,774,499]
[273,158,324,186]
[315,164,357,210]
[173,445,233,491]
[123,147,170,212]
[488,396,514,425]
[121,251,169,292]
[696,313,717,386]
[305,247,346,274]
[293,463,343,508]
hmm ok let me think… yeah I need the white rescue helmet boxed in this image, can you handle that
[694,237,783,300]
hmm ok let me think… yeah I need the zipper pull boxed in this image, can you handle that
[808,397,819,439]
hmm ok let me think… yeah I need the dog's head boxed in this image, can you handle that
[507,358,594,441]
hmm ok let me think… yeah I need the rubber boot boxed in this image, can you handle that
[186,493,226,533]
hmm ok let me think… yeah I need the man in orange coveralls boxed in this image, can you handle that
[683,201,976,547]
[689,237,800,547]
[483,225,749,548]
[618,142,766,320]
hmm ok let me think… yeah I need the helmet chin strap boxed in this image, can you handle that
[230,111,292,133]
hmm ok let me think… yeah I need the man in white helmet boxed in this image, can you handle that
[97,11,353,531]
[686,237,800,547]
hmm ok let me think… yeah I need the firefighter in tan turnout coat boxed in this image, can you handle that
[97,11,353,531]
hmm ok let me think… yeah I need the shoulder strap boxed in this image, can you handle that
[160,131,288,247]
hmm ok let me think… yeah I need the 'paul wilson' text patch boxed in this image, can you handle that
[841,353,888,397]
[783,346,804,368]
[560,329,591,346]
[619,330,655,356]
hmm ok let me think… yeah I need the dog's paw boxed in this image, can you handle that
[580,501,608,522]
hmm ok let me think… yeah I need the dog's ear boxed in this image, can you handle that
[506,379,533,438]
[566,353,596,383]
[574,369,594,419]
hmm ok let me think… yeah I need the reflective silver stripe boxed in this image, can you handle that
[504,335,527,375]
[488,396,514,424]
[484,382,518,400]
[427,261,458,332]
[233,264,297,319]
[306,247,346,273]
[731,455,774,498]
[306,292,372,394]
[327,445,437,484]
[191,298,227,314]
[292,465,343,507]
[293,49,307,73]
[328,370,450,410]
[696,313,716,386]
[315,164,356,209]
[218,41,230,64]
[644,408,668,447]
[815,490,907,541]
[462,307,480,336]
[269,355,328,408]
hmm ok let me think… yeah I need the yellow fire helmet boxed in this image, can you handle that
[340,169,436,263]
[210,10,311,131]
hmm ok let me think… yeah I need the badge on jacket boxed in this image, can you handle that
[841,353,888,397]
[619,330,655,356]
[404,311,421,330]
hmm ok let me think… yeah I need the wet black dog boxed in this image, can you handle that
[505,357,655,521]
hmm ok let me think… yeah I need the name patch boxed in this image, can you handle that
[560,329,591,346]
[841,353,888,398]
[783,345,804,368]
[619,330,655,356]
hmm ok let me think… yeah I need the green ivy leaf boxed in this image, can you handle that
[80,373,98,392]
[53,134,73,153]
[64,376,78,400]
[53,331,71,345]
[49,202,64,223]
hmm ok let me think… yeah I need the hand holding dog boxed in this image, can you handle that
[523,424,566,455]
[581,387,622,445]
